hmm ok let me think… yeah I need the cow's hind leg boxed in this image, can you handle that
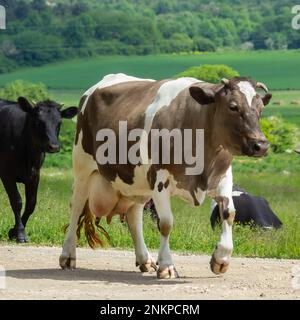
[152,172,178,279]
[2,177,27,243]
[59,173,90,269]
[126,204,156,273]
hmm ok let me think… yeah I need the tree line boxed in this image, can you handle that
[0,0,299,73]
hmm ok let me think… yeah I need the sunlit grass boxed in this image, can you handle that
[0,167,299,259]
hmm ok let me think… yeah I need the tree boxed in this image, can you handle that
[193,37,216,52]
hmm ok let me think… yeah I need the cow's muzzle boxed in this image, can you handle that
[47,144,60,153]
[243,139,269,157]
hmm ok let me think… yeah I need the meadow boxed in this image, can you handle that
[0,167,299,259]
[0,50,299,91]
[0,51,300,259]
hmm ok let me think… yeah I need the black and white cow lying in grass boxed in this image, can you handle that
[210,186,282,230]
[146,186,282,230]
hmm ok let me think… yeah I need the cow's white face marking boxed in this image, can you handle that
[237,81,256,107]
[81,73,155,114]
[140,77,201,164]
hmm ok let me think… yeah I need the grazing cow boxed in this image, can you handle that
[60,73,272,278]
[210,186,282,229]
[0,98,78,242]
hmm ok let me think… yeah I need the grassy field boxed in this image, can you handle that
[0,167,299,259]
[0,50,300,91]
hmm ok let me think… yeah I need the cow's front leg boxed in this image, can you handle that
[210,166,235,275]
[22,173,40,228]
[152,175,178,279]
[126,204,156,273]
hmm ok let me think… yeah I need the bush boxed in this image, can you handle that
[176,64,240,83]
[260,116,299,153]
[0,80,50,101]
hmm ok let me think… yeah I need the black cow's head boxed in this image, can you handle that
[189,77,272,157]
[18,97,78,153]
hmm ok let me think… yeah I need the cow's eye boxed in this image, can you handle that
[229,103,239,112]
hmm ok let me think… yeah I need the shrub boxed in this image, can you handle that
[0,80,50,101]
[260,116,299,153]
[175,64,239,83]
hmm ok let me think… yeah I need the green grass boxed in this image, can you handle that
[0,50,300,91]
[0,166,299,259]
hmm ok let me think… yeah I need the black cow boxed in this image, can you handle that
[0,97,77,242]
[210,187,283,230]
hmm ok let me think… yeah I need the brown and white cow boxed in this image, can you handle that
[59,73,272,279]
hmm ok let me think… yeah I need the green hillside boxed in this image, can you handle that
[0,50,299,90]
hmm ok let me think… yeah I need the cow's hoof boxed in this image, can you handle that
[157,265,179,279]
[8,228,29,243]
[210,255,229,275]
[136,259,157,273]
[59,254,76,270]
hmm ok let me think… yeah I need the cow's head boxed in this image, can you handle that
[189,77,272,157]
[18,97,78,153]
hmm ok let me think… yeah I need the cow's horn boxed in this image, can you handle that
[221,78,230,86]
[256,82,269,93]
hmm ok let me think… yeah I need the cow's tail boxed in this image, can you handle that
[64,201,110,249]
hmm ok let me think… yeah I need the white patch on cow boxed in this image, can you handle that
[214,221,233,264]
[195,188,206,205]
[237,81,256,107]
[211,200,218,211]
[217,166,235,212]
[140,77,201,164]
[232,190,245,197]
[74,131,98,174]
[152,169,174,267]
[81,73,155,114]
[111,165,152,199]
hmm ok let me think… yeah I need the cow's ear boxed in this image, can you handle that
[262,93,272,106]
[18,97,34,113]
[189,86,215,105]
[61,107,78,119]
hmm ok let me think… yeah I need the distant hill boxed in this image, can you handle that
[0,0,299,73]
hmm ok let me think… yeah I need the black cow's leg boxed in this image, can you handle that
[2,178,27,243]
[22,174,40,228]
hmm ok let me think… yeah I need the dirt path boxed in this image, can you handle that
[0,245,299,300]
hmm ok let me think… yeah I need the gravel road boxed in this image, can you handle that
[0,245,299,300]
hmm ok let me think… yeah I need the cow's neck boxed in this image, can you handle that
[185,97,233,193]
[25,116,45,170]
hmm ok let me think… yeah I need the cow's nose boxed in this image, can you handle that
[48,144,60,153]
[253,140,269,156]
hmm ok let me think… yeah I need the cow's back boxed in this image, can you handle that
[76,77,165,157]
